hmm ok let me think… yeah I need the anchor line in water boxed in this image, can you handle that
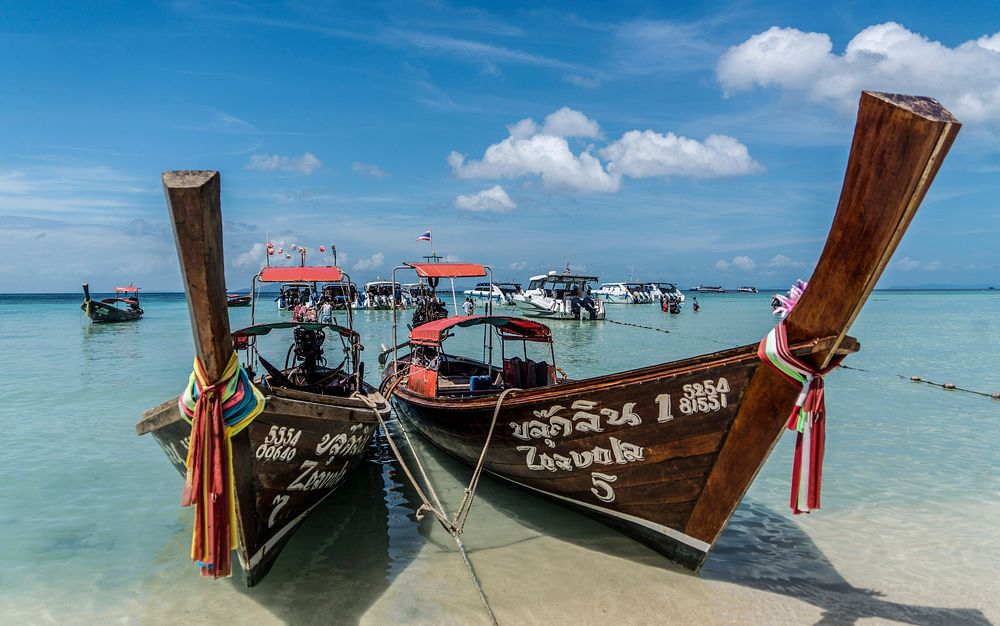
[604,320,999,402]
[359,375,513,625]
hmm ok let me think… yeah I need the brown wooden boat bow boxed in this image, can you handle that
[136,171,389,586]
[384,92,960,570]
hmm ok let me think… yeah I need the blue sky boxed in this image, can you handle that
[2,0,999,292]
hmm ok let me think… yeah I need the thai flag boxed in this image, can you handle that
[417,229,432,242]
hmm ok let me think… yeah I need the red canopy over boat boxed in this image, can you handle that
[258,266,344,283]
[409,315,551,346]
[404,262,487,278]
[114,285,140,293]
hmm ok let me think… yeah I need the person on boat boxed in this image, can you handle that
[463,297,475,316]
[319,299,333,324]
[304,303,318,322]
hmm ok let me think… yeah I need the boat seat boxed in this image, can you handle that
[503,357,552,389]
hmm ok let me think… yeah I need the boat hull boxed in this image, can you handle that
[389,342,807,569]
[227,295,252,307]
[81,300,142,323]
[137,386,388,586]
[512,297,606,320]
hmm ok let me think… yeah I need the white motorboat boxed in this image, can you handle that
[592,282,650,304]
[275,282,315,311]
[362,280,401,309]
[464,281,523,305]
[512,272,605,320]
[737,286,759,293]
[401,282,431,308]
[319,281,359,309]
[689,284,726,293]
[645,282,686,303]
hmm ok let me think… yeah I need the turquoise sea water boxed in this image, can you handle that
[0,291,997,624]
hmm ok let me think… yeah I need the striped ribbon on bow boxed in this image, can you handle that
[178,352,265,578]
[758,321,843,514]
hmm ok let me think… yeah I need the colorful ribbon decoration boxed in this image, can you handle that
[178,352,265,578]
[758,321,843,514]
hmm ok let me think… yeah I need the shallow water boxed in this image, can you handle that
[0,291,997,624]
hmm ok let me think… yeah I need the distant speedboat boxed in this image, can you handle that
[513,271,605,320]
[593,282,648,304]
[691,285,726,293]
[464,281,522,305]
[81,283,143,323]
[737,286,759,294]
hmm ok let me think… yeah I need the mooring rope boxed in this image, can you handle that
[356,373,517,625]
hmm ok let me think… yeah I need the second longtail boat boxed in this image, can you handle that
[382,92,961,571]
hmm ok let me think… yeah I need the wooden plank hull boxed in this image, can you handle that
[392,343,774,569]
[227,295,252,307]
[81,300,141,323]
[137,387,388,586]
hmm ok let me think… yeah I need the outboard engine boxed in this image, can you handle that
[571,296,598,320]
[292,326,326,381]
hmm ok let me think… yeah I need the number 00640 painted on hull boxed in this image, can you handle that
[138,389,385,586]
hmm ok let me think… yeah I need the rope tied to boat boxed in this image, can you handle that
[758,321,844,515]
[178,352,265,578]
[360,369,514,625]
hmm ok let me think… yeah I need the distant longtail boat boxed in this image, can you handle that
[81,283,143,323]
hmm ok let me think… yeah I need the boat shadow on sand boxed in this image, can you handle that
[218,439,426,625]
[402,429,988,626]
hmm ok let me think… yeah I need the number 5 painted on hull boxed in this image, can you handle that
[591,472,618,503]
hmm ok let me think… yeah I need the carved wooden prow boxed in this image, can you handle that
[684,92,960,550]
[162,170,233,382]
[785,92,961,368]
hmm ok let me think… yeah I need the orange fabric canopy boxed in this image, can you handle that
[259,266,343,283]
[410,315,551,346]
[405,262,487,278]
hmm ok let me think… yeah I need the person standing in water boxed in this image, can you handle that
[693,297,700,312]
[463,297,475,316]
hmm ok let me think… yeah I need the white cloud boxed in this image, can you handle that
[564,74,602,89]
[767,254,805,268]
[602,131,761,178]
[246,152,321,175]
[449,107,757,193]
[448,134,619,193]
[541,107,602,138]
[454,185,517,212]
[716,255,757,271]
[353,252,385,271]
[718,23,1000,125]
[352,162,388,177]
[897,256,941,271]
[234,242,268,270]
[509,261,529,271]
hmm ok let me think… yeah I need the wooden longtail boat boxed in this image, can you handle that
[81,283,143,322]
[383,92,960,571]
[227,293,252,307]
[136,171,390,586]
